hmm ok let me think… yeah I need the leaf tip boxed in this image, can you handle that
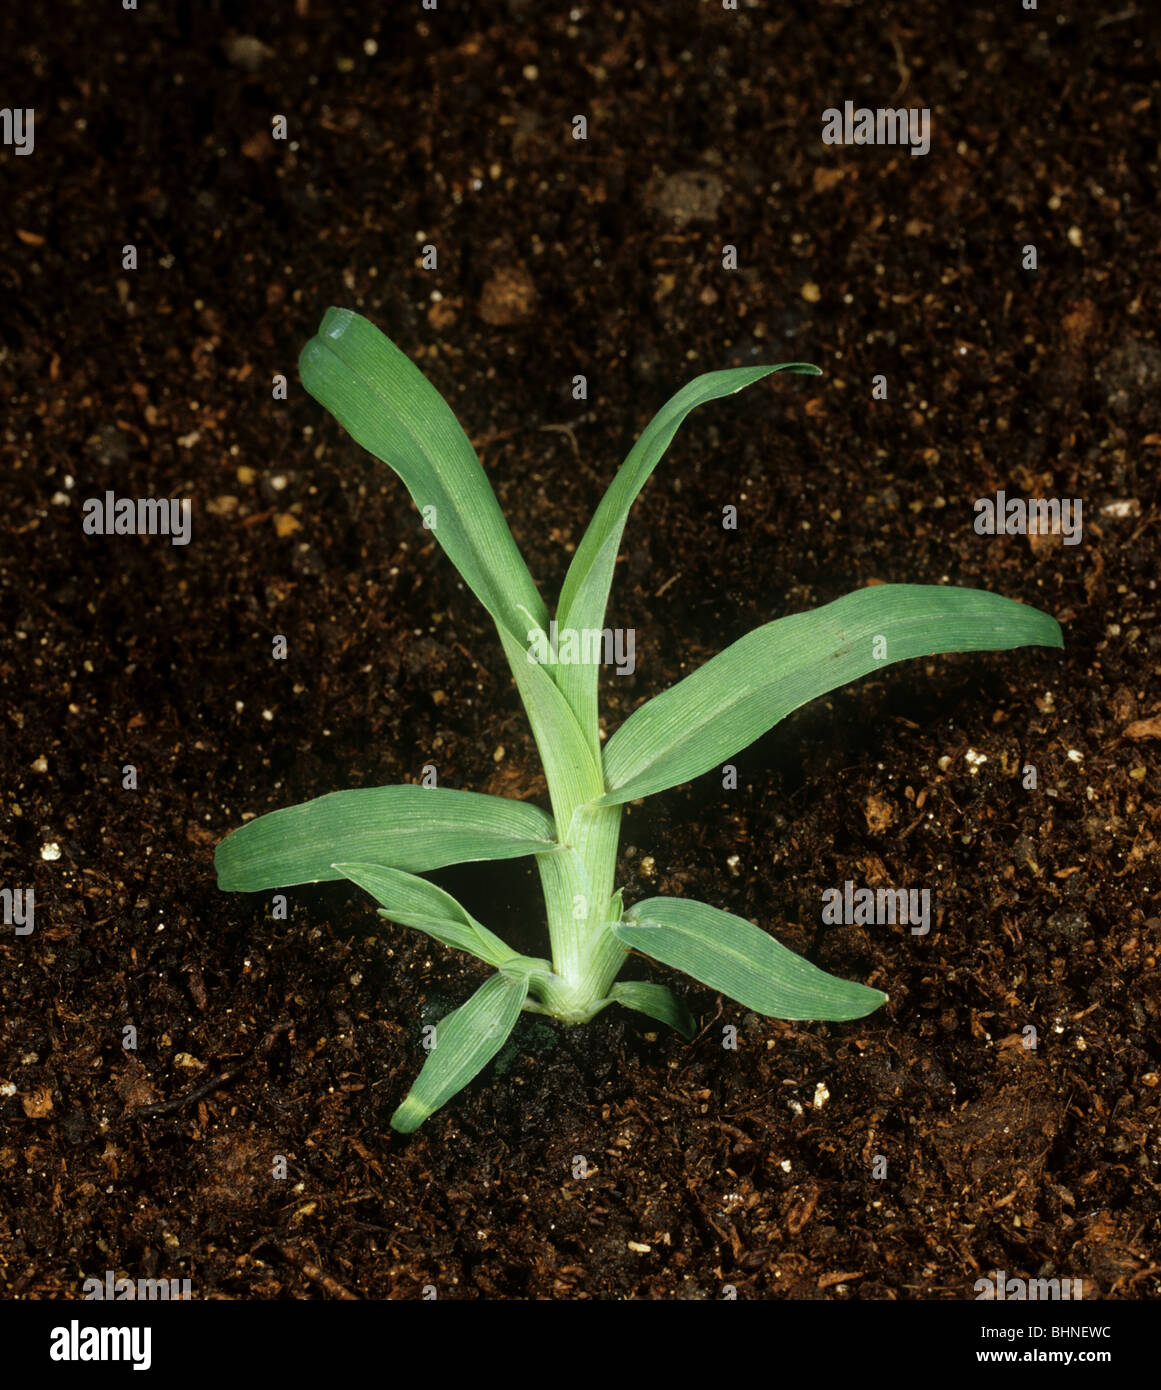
[319,305,357,339]
[213,839,240,892]
[855,987,890,1017]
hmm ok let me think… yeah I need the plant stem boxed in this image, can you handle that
[503,628,626,1021]
[533,799,626,1022]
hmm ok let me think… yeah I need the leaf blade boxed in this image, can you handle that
[615,896,887,1021]
[215,785,557,891]
[609,979,697,1039]
[390,972,529,1133]
[599,584,1063,806]
[299,309,603,832]
[332,861,518,968]
[555,362,822,746]
[299,308,548,639]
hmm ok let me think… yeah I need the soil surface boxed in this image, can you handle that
[2,1,1159,1300]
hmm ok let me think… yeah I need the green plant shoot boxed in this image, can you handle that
[215,308,1064,1132]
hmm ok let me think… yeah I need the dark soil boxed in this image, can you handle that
[2,1,1159,1300]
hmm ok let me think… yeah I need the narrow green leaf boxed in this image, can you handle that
[390,972,529,1133]
[610,980,697,1039]
[299,308,548,639]
[555,362,822,747]
[299,308,601,831]
[215,785,556,891]
[332,861,518,968]
[598,584,1063,806]
[615,897,887,1022]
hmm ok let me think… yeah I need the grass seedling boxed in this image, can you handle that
[216,308,1063,1132]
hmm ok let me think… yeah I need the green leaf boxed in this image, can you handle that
[598,583,1063,806]
[299,308,548,640]
[555,362,822,748]
[609,980,696,1039]
[331,861,519,968]
[390,972,529,1133]
[300,308,600,831]
[614,897,887,1022]
[215,785,557,891]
